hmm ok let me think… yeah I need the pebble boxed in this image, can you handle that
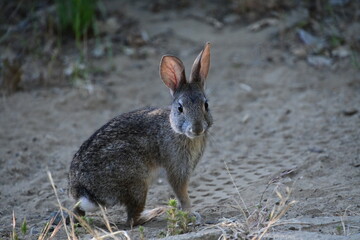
[342,108,358,116]
[332,46,350,58]
[239,83,252,92]
[297,29,319,45]
[307,55,332,68]
[292,47,307,58]
[123,47,135,56]
[92,45,105,58]
[308,147,324,153]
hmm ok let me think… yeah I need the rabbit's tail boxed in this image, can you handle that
[136,207,167,225]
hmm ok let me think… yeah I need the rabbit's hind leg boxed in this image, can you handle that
[124,185,148,227]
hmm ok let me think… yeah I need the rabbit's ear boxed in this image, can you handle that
[160,56,186,95]
[190,42,210,88]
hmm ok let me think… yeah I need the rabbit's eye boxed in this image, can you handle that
[204,101,209,111]
[178,103,183,113]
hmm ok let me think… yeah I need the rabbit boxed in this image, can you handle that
[68,43,213,226]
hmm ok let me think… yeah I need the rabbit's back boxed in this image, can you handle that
[69,107,172,206]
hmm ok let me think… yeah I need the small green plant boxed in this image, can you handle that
[336,225,343,235]
[166,199,196,236]
[329,35,345,48]
[81,216,94,225]
[20,218,27,235]
[158,230,166,238]
[10,214,28,240]
[139,225,145,240]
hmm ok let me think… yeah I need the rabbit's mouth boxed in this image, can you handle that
[185,129,206,139]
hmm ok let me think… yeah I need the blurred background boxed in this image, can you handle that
[0,0,359,93]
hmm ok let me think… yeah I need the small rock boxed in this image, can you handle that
[123,47,135,56]
[242,114,250,123]
[297,29,319,45]
[292,47,307,58]
[351,163,360,168]
[204,219,219,224]
[92,45,105,58]
[137,31,149,43]
[332,46,350,58]
[297,29,326,53]
[247,18,278,31]
[308,147,324,153]
[307,55,332,68]
[239,83,252,92]
[343,108,358,116]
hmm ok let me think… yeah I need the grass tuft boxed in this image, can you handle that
[20,217,27,235]
[214,162,297,240]
[9,171,131,240]
[138,225,145,240]
[165,199,196,236]
[55,0,98,42]
[215,186,296,240]
[47,171,131,240]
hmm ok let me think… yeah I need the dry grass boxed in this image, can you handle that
[213,162,297,240]
[47,171,131,240]
[10,167,296,240]
[10,171,131,240]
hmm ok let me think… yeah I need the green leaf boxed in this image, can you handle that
[21,217,27,235]
[168,199,178,208]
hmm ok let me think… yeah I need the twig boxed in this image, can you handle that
[224,161,249,218]
[341,206,351,236]
[47,171,72,239]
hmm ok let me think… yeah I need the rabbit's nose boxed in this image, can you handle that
[189,124,204,135]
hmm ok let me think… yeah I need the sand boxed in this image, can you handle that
[1,1,359,239]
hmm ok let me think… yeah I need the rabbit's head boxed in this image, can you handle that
[160,43,213,139]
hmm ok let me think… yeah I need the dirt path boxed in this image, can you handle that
[1,1,359,239]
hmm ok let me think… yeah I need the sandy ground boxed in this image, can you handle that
[1,1,360,239]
